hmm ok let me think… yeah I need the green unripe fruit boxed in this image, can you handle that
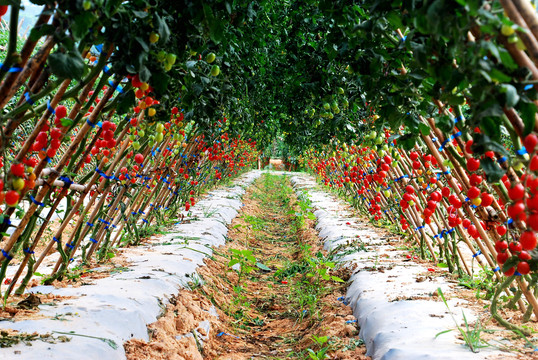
[166,53,177,65]
[206,52,216,63]
[211,65,220,76]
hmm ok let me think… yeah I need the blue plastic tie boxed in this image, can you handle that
[498,156,507,164]
[53,237,60,243]
[89,238,98,244]
[66,242,74,249]
[87,222,94,227]
[23,248,35,255]
[1,249,13,260]
[493,266,500,272]
[46,100,55,114]
[59,175,72,185]
[517,148,528,155]
[24,92,35,105]
[472,250,482,258]
[0,63,23,73]
[29,195,45,207]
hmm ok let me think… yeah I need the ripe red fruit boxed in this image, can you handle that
[497,225,507,236]
[466,158,480,172]
[507,201,525,218]
[410,152,419,161]
[467,186,480,199]
[517,261,531,275]
[480,192,493,207]
[462,219,471,228]
[130,118,138,127]
[518,251,532,261]
[5,190,19,207]
[412,161,421,169]
[430,191,441,202]
[50,139,61,150]
[528,213,538,232]
[530,155,538,172]
[50,128,62,140]
[46,148,57,158]
[405,185,415,194]
[524,133,538,154]
[442,186,451,197]
[134,153,144,164]
[469,174,482,186]
[504,266,516,277]
[497,252,509,265]
[103,130,114,141]
[508,183,525,201]
[11,163,25,177]
[0,6,8,17]
[520,231,537,251]
[465,140,473,154]
[509,241,522,253]
[55,105,67,119]
[102,121,113,132]
[171,107,179,115]
[495,240,508,253]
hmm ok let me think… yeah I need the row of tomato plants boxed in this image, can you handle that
[284,0,538,335]
[300,109,538,333]
[0,3,259,302]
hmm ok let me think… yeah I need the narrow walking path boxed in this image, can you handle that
[125,173,368,359]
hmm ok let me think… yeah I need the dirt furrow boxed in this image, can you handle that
[124,173,368,359]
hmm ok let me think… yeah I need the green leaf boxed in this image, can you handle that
[132,10,148,19]
[115,89,135,115]
[436,115,455,133]
[256,262,271,271]
[437,263,449,268]
[153,13,170,43]
[228,259,240,267]
[480,157,506,183]
[502,255,519,273]
[435,329,453,338]
[71,12,97,41]
[150,71,170,97]
[331,275,345,282]
[203,4,225,44]
[60,118,74,127]
[500,84,519,108]
[519,100,537,136]
[29,24,55,42]
[48,51,86,80]
[418,123,431,136]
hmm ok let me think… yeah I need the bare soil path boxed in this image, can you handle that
[125,173,368,359]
